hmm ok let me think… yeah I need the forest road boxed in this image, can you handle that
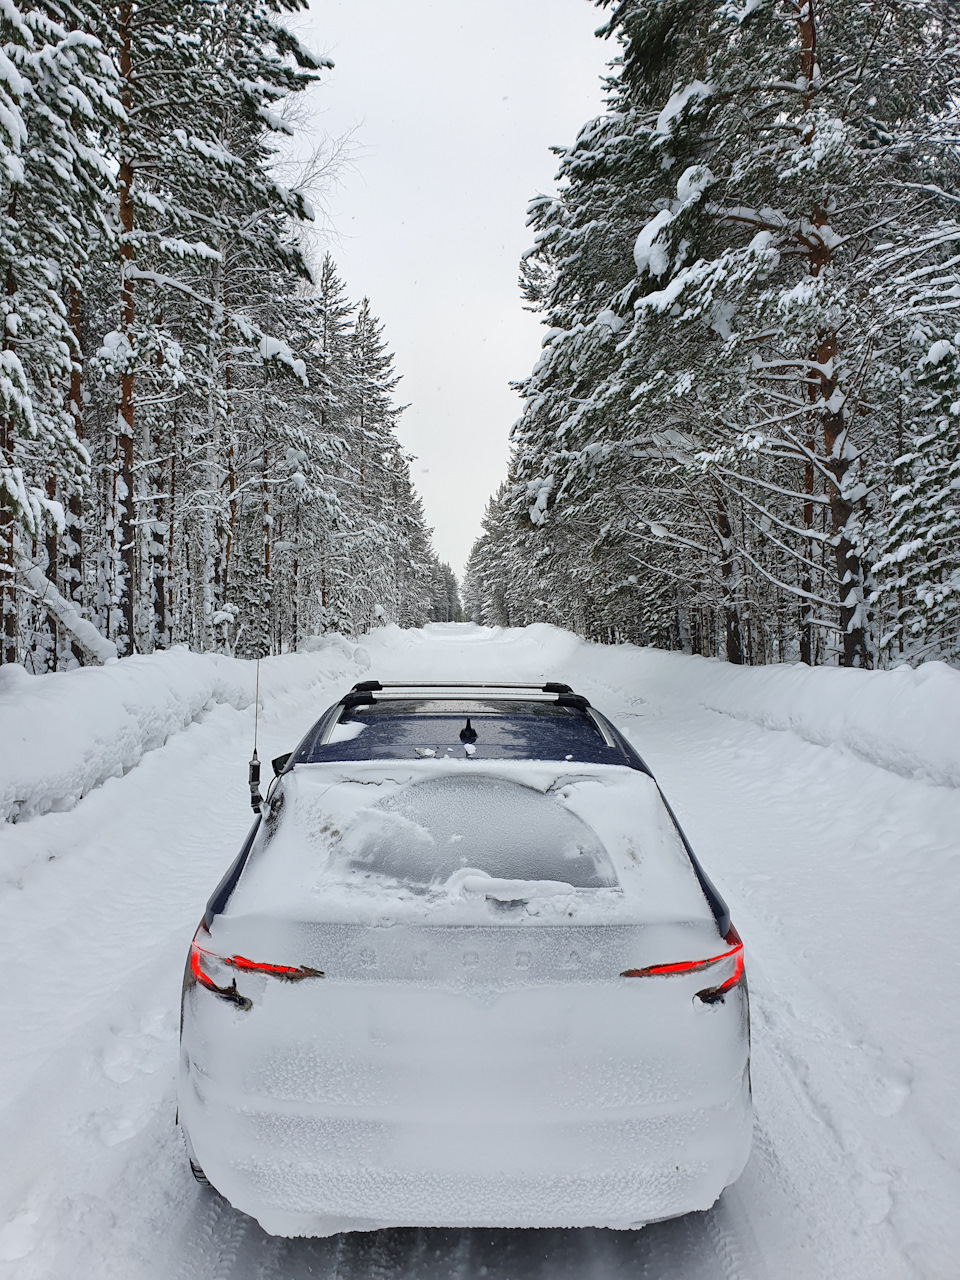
[1,624,956,1280]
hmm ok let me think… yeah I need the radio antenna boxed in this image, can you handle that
[253,659,260,752]
[249,658,263,812]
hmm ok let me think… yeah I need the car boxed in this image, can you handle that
[179,680,752,1237]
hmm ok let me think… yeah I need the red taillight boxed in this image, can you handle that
[620,925,745,1003]
[187,928,323,1010]
[219,952,324,980]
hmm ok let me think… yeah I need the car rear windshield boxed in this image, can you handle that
[340,775,620,889]
[293,698,632,766]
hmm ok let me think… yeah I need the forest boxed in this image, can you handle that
[465,0,960,668]
[0,0,458,672]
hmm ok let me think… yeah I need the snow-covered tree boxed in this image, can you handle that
[875,333,960,662]
[1,0,120,665]
[429,562,462,622]
[0,5,443,671]
[484,0,960,667]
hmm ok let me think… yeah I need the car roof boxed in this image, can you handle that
[290,680,652,772]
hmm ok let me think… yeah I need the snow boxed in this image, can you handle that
[595,307,624,333]
[675,164,714,205]
[0,639,370,827]
[219,761,710,927]
[719,0,763,21]
[569,644,960,790]
[18,562,117,667]
[655,81,713,137]
[96,328,133,369]
[258,332,308,385]
[1,622,959,1275]
[633,208,673,278]
[923,338,956,366]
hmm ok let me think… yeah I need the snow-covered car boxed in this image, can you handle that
[179,680,752,1237]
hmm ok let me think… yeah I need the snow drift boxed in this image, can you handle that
[0,636,368,823]
[558,634,960,790]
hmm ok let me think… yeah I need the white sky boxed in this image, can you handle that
[296,1,611,576]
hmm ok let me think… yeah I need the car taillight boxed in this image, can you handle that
[187,925,323,1010]
[620,925,745,1004]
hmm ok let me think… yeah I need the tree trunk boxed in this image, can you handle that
[799,439,815,665]
[165,434,177,645]
[65,286,86,663]
[808,330,871,667]
[794,0,871,667]
[0,473,15,666]
[713,481,744,664]
[115,0,136,654]
[823,402,871,667]
[1,239,18,664]
[41,473,60,667]
[798,0,817,99]
[222,308,238,598]
[292,504,300,649]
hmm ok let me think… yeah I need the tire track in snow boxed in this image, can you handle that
[609,693,953,1277]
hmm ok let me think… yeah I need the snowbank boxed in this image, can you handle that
[566,642,960,790]
[0,638,369,823]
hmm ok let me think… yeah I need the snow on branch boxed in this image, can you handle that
[18,559,118,665]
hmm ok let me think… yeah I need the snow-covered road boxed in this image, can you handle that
[2,624,958,1279]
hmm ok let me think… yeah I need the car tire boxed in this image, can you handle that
[181,1124,212,1187]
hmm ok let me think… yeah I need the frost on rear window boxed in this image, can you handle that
[338,776,618,889]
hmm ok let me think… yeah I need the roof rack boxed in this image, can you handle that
[343,680,591,712]
[351,680,574,694]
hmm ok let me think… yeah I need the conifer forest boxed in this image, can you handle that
[465,0,960,669]
[0,0,457,672]
[3,0,959,674]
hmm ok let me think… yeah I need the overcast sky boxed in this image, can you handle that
[295,1,611,576]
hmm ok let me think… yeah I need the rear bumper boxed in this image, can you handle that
[179,979,752,1237]
[181,1078,752,1237]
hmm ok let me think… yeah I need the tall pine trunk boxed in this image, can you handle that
[798,3,871,668]
[1,199,18,666]
[42,474,59,666]
[799,439,815,665]
[115,0,137,654]
[713,480,743,665]
[65,286,85,663]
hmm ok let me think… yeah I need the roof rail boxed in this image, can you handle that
[349,680,576,695]
[342,680,590,710]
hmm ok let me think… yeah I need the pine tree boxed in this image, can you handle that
[1,0,120,666]
[92,0,327,654]
[875,335,960,661]
[1,5,449,671]
[494,0,960,667]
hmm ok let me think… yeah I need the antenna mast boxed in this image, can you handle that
[248,658,263,812]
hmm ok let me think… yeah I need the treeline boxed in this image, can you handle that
[1,0,452,672]
[465,0,960,668]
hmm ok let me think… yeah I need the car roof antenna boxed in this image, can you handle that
[249,658,263,813]
[459,718,478,744]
